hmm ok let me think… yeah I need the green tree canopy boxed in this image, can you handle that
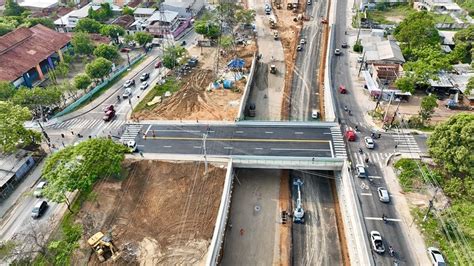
[162,45,187,69]
[395,75,416,94]
[194,19,221,39]
[394,11,440,50]
[419,94,438,124]
[427,113,474,178]
[0,22,16,36]
[73,74,92,91]
[85,57,113,80]
[452,25,474,64]
[122,6,134,16]
[0,101,40,153]
[134,31,153,47]
[12,86,62,118]
[42,138,128,211]
[100,24,125,44]
[71,32,95,56]
[23,18,55,29]
[466,76,474,95]
[88,3,113,22]
[74,18,103,33]
[4,0,26,16]
[235,9,256,25]
[93,44,119,61]
[0,81,16,100]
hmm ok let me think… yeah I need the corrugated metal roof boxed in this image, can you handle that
[0,24,71,82]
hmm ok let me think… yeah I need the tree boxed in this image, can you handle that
[4,0,25,16]
[395,76,416,94]
[0,101,40,153]
[23,18,55,29]
[0,22,16,36]
[452,25,474,64]
[73,74,92,91]
[122,6,134,16]
[53,61,70,79]
[162,45,187,69]
[71,32,95,56]
[88,3,113,22]
[123,33,135,44]
[134,31,153,48]
[93,44,119,61]
[466,76,474,96]
[42,138,128,212]
[85,57,113,80]
[100,24,125,44]
[427,113,474,178]
[12,86,62,119]
[235,9,256,25]
[419,94,438,124]
[219,35,234,51]
[194,19,221,39]
[394,11,440,50]
[74,18,103,33]
[0,81,16,100]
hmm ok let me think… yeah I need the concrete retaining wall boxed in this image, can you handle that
[206,160,234,265]
[236,53,258,121]
[323,24,337,122]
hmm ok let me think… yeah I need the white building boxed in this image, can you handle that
[54,3,101,33]
[416,0,462,13]
[18,0,59,10]
[162,0,205,18]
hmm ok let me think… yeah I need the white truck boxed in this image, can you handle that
[293,178,305,224]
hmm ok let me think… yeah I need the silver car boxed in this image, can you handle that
[365,136,375,149]
[377,187,390,203]
[122,88,132,98]
[428,247,446,266]
[356,164,366,178]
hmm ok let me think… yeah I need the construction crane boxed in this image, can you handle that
[293,178,305,224]
[87,232,121,262]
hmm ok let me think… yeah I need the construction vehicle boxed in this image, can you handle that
[270,65,277,74]
[273,30,279,40]
[293,178,305,224]
[88,232,121,262]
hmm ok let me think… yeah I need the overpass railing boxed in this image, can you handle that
[232,156,344,170]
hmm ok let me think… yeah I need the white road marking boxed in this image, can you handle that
[193,146,202,149]
[265,131,274,134]
[224,147,233,149]
[145,125,152,135]
[270,148,331,151]
[365,217,401,222]
[360,193,373,196]
[155,129,201,133]
[235,131,244,134]
[255,147,263,150]
[323,132,332,135]
[368,176,382,179]
[294,132,304,134]
[163,146,172,148]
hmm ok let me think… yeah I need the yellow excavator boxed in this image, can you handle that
[87,232,121,262]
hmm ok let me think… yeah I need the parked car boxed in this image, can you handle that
[300,38,306,45]
[364,136,375,149]
[124,140,138,153]
[124,79,135,87]
[307,0,312,4]
[370,231,385,253]
[248,103,256,117]
[154,61,163,68]
[297,44,303,51]
[311,109,319,119]
[428,247,446,266]
[140,73,150,81]
[334,48,342,55]
[356,164,366,178]
[321,18,328,24]
[338,85,347,94]
[122,88,132,98]
[341,41,349,48]
[33,181,47,198]
[377,187,390,203]
[31,200,48,219]
[139,82,149,90]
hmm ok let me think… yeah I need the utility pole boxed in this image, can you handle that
[203,133,208,175]
[423,188,438,222]
[374,84,385,111]
[37,121,52,153]
[389,99,402,127]
[357,51,366,77]
[382,92,394,125]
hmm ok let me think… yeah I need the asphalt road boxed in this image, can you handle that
[132,123,343,157]
[330,0,424,264]
[290,0,328,120]
[291,172,342,266]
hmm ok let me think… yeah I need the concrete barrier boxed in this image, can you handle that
[323,24,337,122]
[337,160,374,266]
[236,53,258,121]
[206,160,234,266]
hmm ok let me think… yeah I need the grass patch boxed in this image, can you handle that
[65,56,145,114]
[133,77,181,113]
[393,158,443,191]
[367,5,412,24]
[432,13,455,24]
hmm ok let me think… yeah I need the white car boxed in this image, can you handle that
[370,231,385,253]
[428,247,446,266]
[297,44,302,51]
[357,55,364,63]
[33,181,47,198]
[126,140,137,152]
[377,187,390,203]
[307,0,312,5]
[122,88,132,98]
[139,82,149,90]
[124,79,135,87]
[364,136,375,149]
[300,38,306,45]
[311,109,319,119]
[334,48,341,55]
[356,164,366,178]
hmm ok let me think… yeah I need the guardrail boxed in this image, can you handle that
[232,156,345,170]
[236,52,258,121]
[53,54,145,118]
[206,160,234,266]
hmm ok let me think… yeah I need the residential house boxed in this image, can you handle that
[429,65,474,106]
[54,3,100,33]
[416,0,462,13]
[162,0,205,18]
[133,7,156,20]
[147,10,192,40]
[92,0,133,7]
[111,14,135,33]
[0,150,35,200]
[0,24,71,88]
[18,0,60,11]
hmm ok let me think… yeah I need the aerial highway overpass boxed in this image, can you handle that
[120,121,347,170]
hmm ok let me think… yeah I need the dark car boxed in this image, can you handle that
[103,109,116,121]
[140,73,150,81]
[155,61,162,68]
[31,200,48,219]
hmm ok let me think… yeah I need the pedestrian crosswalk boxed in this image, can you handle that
[330,126,347,158]
[120,124,143,143]
[352,152,392,169]
[48,118,126,131]
[392,134,421,153]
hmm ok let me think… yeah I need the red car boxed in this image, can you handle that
[339,85,347,94]
[154,61,162,68]
[321,18,328,24]
[345,128,356,141]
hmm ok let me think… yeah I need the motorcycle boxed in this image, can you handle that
[389,246,395,257]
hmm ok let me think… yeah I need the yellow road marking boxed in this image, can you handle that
[145,136,329,143]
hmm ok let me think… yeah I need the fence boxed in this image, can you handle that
[53,54,145,118]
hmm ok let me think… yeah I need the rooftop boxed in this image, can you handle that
[163,0,193,8]
[54,3,101,26]
[134,7,156,15]
[19,0,58,9]
[439,31,456,45]
[111,15,135,28]
[148,10,179,23]
[0,150,32,188]
[364,40,405,64]
[0,24,71,81]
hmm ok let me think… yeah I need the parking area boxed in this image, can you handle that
[221,169,281,265]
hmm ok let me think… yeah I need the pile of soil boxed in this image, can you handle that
[74,160,226,265]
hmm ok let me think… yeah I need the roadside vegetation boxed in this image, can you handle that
[133,78,181,112]
[394,113,474,264]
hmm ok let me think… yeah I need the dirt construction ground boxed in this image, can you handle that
[135,43,257,121]
[73,160,226,265]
